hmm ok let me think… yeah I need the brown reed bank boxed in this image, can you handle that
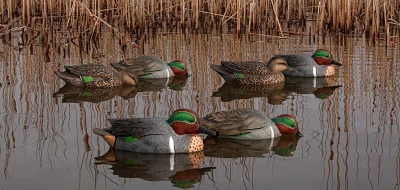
[0,0,399,42]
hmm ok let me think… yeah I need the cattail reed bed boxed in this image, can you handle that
[0,0,399,42]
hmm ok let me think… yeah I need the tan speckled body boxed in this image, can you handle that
[55,64,138,87]
[210,57,291,85]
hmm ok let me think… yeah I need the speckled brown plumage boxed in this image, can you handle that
[210,57,291,85]
[55,64,138,87]
[234,73,285,85]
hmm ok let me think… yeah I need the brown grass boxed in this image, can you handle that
[0,0,399,41]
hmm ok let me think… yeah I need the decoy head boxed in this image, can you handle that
[167,108,217,136]
[267,57,293,73]
[271,114,302,136]
[312,49,342,66]
[119,69,139,86]
[168,60,189,76]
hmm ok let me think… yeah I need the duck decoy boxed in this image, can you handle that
[111,56,188,79]
[210,57,292,85]
[211,82,288,104]
[93,108,216,153]
[276,49,342,77]
[201,108,302,140]
[95,149,215,188]
[55,64,138,87]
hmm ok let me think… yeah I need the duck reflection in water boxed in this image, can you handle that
[137,75,188,92]
[53,76,188,103]
[211,82,289,104]
[95,149,215,189]
[53,84,137,103]
[203,135,301,158]
[284,76,342,99]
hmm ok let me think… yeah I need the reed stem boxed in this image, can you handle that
[0,0,398,40]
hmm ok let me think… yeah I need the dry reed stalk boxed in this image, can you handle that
[384,2,389,43]
[271,0,283,36]
[318,0,326,33]
[181,0,185,25]
[0,0,399,42]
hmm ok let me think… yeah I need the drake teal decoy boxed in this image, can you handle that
[55,65,138,87]
[93,108,216,154]
[200,108,302,140]
[95,150,215,188]
[276,49,342,77]
[111,56,188,79]
[210,57,292,85]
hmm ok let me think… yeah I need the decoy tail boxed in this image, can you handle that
[93,128,116,147]
[54,71,83,86]
[210,64,235,82]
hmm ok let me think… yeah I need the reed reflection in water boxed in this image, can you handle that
[0,29,399,189]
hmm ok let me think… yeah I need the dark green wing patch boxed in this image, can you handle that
[235,133,249,137]
[234,73,245,79]
[122,136,141,142]
[81,76,94,83]
[139,73,152,77]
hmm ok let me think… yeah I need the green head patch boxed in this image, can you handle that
[168,61,186,71]
[312,50,330,59]
[81,76,94,83]
[271,117,296,129]
[167,111,197,125]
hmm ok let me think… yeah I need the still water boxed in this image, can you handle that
[0,29,399,189]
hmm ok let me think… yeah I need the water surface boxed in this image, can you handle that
[0,29,399,189]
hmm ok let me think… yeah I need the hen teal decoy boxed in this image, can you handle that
[200,108,302,140]
[53,84,137,103]
[275,49,342,77]
[93,108,216,154]
[210,57,292,85]
[111,56,188,79]
[55,65,138,87]
[211,82,288,104]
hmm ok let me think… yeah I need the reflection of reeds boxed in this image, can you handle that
[1,0,399,40]
[1,19,400,188]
